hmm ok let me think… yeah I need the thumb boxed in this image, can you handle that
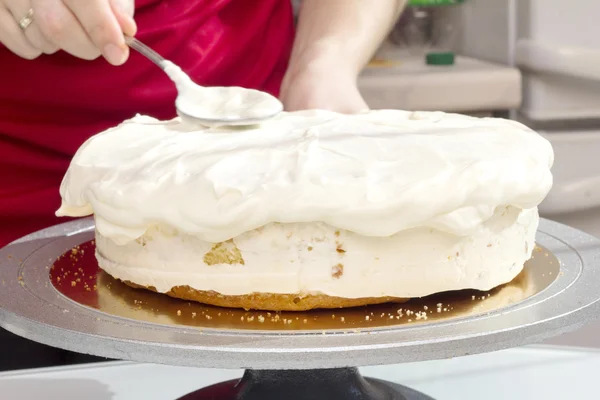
[110,0,137,37]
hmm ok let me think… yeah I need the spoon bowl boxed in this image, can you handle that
[125,36,283,126]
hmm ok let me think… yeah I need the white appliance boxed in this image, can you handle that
[449,0,600,238]
[359,0,600,347]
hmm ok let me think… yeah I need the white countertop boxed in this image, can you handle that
[1,346,598,400]
[358,48,521,113]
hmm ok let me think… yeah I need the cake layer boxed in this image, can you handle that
[96,206,538,300]
[58,110,553,245]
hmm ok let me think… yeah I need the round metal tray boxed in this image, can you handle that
[0,218,599,370]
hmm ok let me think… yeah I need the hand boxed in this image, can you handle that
[280,60,369,114]
[0,0,136,65]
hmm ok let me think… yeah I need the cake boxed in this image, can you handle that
[57,110,554,311]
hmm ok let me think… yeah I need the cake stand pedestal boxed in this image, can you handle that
[179,368,431,400]
[1,219,599,400]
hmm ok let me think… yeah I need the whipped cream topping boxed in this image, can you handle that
[162,61,283,125]
[57,110,554,245]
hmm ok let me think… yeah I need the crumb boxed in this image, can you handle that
[332,263,344,279]
[258,315,265,323]
[303,319,308,323]
[205,315,212,320]
[365,315,370,321]
[335,230,340,237]
[177,310,182,316]
[423,306,428,311]
[71,281,76,287]
[192,312,197,318]
[307,246,313,251]
[487,244,492,247]
[340,317,345,322]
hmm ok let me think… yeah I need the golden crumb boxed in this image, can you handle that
[192,312,197,318]
[335,230,340,237]
[307,246,313,251]
[365,315,370,321]
[340,317,345,322]
[303,319,308,323]
[258,315,265,323]
[203,240,245,266]
[71,281,76,287]
[332,263,344,279]
[177,310,182,316]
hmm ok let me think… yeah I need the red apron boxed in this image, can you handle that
[0,0,294,247]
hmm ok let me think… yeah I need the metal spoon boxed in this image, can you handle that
[125,36,283,126]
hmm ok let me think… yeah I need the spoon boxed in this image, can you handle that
[125,36,283,126]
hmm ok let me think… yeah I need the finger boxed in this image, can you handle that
[0,6,41,59]
[26,24,60,54]
[32,0,101,61]
[63,0,129,65]
[110,0,137,36]
[3,3,58,54]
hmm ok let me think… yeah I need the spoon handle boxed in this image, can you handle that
[124,36,166,70]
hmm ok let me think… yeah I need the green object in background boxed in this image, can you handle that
[408,0,465,6]
[426,51,455,66]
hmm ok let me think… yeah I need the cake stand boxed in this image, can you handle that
[1,218,600,400]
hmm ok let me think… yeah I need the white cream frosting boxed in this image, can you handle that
[57,110,554,246]
[162,61,283,124]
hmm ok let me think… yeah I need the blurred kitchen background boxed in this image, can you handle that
[354,0,600,347]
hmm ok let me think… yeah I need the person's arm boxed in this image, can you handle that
[280,0,407,113]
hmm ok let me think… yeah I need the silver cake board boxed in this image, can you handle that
[1,218,599,400]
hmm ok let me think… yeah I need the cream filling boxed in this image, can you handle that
[95,207,538,298]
